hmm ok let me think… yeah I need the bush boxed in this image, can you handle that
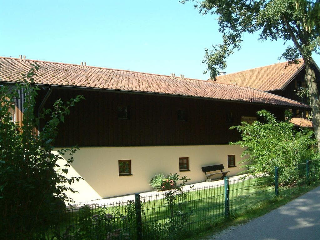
[0,67,83,239]
[148,173,192,239]
[150,173,166,190]
[54,201,137,239]
[231,110,318,186]
[150,173,180,191]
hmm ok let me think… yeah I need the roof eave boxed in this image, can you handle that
[47,84,310,110]
[278,63,306,91]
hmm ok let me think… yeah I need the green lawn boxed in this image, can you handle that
[44,176,320,240]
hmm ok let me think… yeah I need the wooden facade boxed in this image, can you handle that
[270,69,307,103]
[270,64,320,105]
[40,88,289,147]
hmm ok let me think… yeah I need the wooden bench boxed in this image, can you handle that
[201,164,230,181]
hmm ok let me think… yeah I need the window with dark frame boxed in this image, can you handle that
[228,155,236,168]
[118,160,132,176]
[226,111,234,124]
[177,109,188,121]
[241,116,257,124]
[295,79,306,89]
[117,106,130,120]
[179,157,189,171]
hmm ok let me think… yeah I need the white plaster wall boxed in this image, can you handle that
[54,152,102,203]
[57,145,245,202]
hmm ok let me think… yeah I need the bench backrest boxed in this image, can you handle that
[201,164,224,173]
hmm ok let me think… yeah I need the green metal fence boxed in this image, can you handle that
[39,160,320,240]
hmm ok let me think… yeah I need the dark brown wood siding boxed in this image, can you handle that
[269,64,320,106]
[270,69,307,103]
[42,88,287,147]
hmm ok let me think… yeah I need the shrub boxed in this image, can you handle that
[150,173,166,190]
[231,110,318,186]
[150,173,180,191]
[55,202,136,239]
[0,67,83,239]
[148,173,192,239]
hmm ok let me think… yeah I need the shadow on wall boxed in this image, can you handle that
[53,151,102,204]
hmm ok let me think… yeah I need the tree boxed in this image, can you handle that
[0,67,83,239]
[182,0,320,149]
[231,110,318,186]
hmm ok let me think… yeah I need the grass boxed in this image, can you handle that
[188,181,320,240]
[138,177,282,239]
[45,176,320,240]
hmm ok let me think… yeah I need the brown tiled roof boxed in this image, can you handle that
[214,60,305,91]
[0,56,308,108]
[290,117,313,128]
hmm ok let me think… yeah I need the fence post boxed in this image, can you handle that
[306,160,310,185]
[135,193,143,240]
[275,166,279,196]
[224,176,230,218]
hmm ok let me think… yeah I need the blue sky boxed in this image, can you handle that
[1,0,319,80]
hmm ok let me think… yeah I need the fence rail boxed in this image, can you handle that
[36,160,320,240]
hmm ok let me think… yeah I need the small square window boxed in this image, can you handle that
[118,106,129,120]
[241,116,257,124]
[306,111,310,118]
[118,160,132,176]
[179,157,190,171]
[228,155,236,168]
[177,109,188,121]
[226,112,234,124]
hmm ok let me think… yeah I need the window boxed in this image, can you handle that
[177,109,188,121]
[118,160,132,176]
[118,106,129,120]
[226,112,234,124]
[305,111,310,118]
[295,79,306,89]
[179,157,190,171]
[228,155,236,168]
[241,116,257,124]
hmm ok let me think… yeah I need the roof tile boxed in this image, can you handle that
[215,60,305,91]
[290,117,313,128]
[0,56,308,109]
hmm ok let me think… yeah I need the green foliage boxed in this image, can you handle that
[163,175,191,239]
[148,173,192,239]
[0,67,83,239]
[55,203,135,239]
[181,0,320,78]
[181,0,320,151]
[150,173,188,191]
[43,174,320,240]
[150,173,167,190]
[231,110,318,186]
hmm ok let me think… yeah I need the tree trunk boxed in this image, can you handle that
[304,62,320,151]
